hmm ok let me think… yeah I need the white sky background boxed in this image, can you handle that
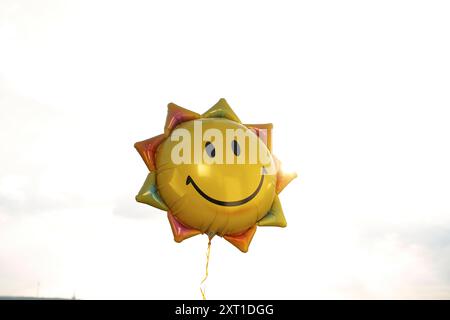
[1,0,450,299]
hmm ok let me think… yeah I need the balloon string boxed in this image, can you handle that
[200,238,212,300]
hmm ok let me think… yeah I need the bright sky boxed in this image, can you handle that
[1,0,450,299]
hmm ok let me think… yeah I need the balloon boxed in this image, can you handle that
[135,98,296,252]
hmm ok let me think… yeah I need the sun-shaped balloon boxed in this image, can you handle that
[135,99,296,252]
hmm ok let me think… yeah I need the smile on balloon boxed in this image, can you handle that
[185,167,267,207]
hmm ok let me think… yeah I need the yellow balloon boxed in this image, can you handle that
[135,99,296,252]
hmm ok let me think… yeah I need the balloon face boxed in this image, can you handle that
[135,99,296,252]
[156,118,277,236]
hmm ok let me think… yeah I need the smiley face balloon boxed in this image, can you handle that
[135,99,296,252]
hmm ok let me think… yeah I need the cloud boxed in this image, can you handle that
[112,196,163,220]
[2,205,450,299]
[1,0,450,299]
[327,225,450,299]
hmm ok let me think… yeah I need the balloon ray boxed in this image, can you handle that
[272,154,297,194]
[135,172,168,211]
[164,103,200,136]
[244,123,273,152]
[223,225,257,253]
[257,195,287,227]
[167,211,202,243]
[134,134,166,172]
[276,171,297,194]
[201,98,241,123]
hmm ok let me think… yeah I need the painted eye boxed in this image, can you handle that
[205,142,215,158]
[231,140,240,156]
